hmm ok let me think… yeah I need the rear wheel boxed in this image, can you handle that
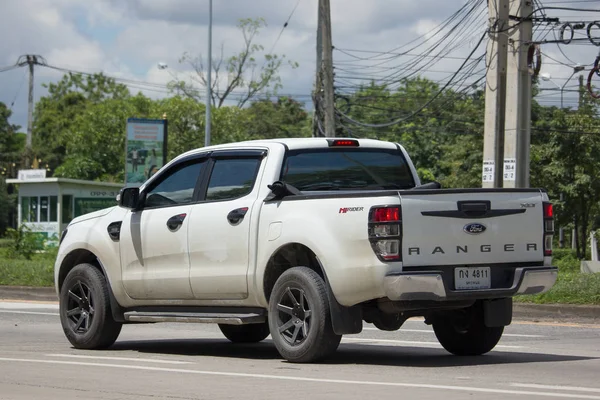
[59,264,122,349]
[268,267,341,363]
[218,323,270,343]
[432,303,503,356]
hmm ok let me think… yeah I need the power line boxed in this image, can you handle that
[8,69,28,110]
[41,63,313,100]
[267,0,301,55]
[336,30,487,128]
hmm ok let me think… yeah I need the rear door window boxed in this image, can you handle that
[281,149,415,190]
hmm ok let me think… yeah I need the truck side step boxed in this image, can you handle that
[123,311,266,325]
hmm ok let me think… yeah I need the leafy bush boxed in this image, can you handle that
[552,249,580,273]
[4,225,46,260]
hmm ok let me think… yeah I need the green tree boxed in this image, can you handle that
[171,17,298,108]
[530,94,600,258]
[33,73,131,174]
[243,97,311,139]
[0,102,23,236]
[53,93,154,182]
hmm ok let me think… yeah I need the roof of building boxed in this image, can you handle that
[6,177,124,188]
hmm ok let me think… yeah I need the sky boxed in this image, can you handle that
[0,0,597,131]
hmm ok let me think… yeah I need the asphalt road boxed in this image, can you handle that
[1,300,599,400]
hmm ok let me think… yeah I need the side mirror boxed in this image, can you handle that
[265,181,302,201]
[117,187,140,209]
[413,181,441,190]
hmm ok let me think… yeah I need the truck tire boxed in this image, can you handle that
[59,264,122,349]
[268,267,342,363]
[218,323,270,343]
[432,305,503,356]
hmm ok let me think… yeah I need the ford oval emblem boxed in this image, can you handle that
[464,223,486,235]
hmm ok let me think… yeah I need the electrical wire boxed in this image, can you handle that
[336,30,487,128]
[8,69,28,110]
[0,65,19,73]
[41,63,313,100]
[267,0,301,55]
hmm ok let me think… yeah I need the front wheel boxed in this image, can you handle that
[268,267,341,363]
[59,264,122,349]
[432,304,503,356]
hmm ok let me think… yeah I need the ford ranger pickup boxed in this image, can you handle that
[54,137,557,363]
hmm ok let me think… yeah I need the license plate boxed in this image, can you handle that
[454,267,491,290]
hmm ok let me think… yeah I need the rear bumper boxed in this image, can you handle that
[383,266,558,301]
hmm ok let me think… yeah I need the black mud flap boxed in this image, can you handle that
[483,297,513,327]
[325,283,363,335]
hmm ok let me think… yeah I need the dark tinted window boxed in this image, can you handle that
[50,196,58,222]
[145,161,204,208]
[282,149,415,190]
[206,158,261,201]
[62,195,73,223]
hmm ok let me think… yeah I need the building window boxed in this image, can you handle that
[50,196,58,222]
[40,196,49,222]
[62,195,73,224]
[21,197,30,222]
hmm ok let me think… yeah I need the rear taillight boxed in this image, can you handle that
[369,206,402,261]
[543,202,554,257]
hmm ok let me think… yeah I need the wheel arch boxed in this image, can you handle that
[262,242,362,335]
[58,248,125,322]
[58,249,104,292]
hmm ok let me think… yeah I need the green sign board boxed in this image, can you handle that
[125,118,168,186]
[74,198,116,217]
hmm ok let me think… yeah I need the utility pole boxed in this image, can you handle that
[16,55,46,168]
[503,0,533,188]
[482,0,509,188]
[319,0,336,137]
[205,0,213,147]
[26,56,35,151]
[313,3,323,137]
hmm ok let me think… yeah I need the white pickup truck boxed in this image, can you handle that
[54,138,557,363]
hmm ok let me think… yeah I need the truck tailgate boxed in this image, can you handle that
[399,190,545,267]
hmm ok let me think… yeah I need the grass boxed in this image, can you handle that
[515,248,600,305]
[0,240,56,287]
[0,255,55,287]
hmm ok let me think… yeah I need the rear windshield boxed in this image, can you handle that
[281,148,416,191]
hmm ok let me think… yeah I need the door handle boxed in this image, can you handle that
[166,213,187,232]
[227,207,249,225]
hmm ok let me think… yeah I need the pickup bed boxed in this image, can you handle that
[54,137,557,363]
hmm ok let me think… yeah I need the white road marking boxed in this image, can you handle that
[512,384,600,393]
[0,302,58,310]
[362,327,545,338]
[343,337,523,349]
[499,333,546,338]
[46,354,193,365]
[0,357,598,399]
[0,310,59,316]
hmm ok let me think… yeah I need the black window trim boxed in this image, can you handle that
[139,153,210,211]
[278,146,416,189]
[195,150,266,204]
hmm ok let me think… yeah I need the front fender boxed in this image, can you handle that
[55,209,128,303]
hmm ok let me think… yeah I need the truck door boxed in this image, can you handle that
[187,150,266,300]
[120,156,207,300]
